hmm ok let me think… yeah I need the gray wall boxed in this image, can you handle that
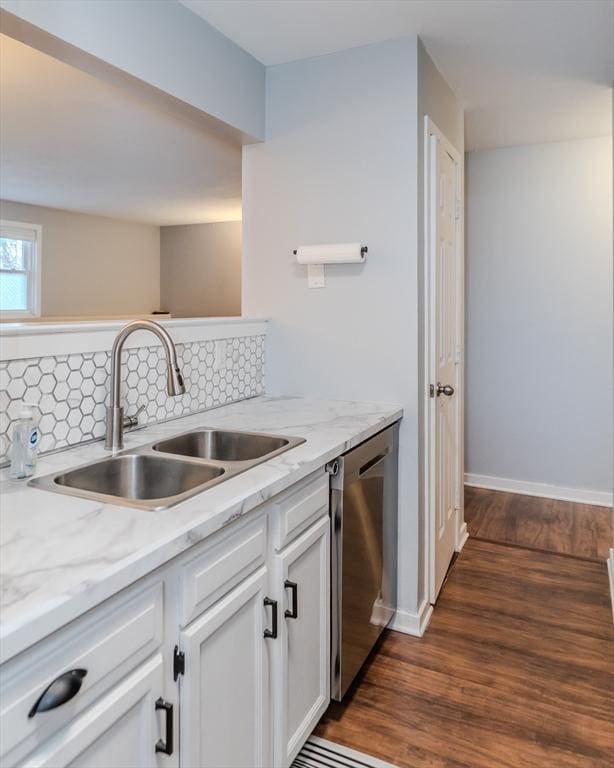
[243,38,423,617]
[0,199,160,317]
[418,40,464,154]
[160,221,241,317]
[0,0,265,140]
[465,137,613,494]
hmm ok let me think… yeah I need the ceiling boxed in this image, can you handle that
[0,34,242,225]
[180,0,613,150]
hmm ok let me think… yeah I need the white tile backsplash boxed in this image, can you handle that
[0,334,265,463]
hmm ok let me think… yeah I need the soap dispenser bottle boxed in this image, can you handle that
[10,405,40,480]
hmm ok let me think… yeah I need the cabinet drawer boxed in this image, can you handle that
[272,471,329,552]
[180,514,267,627]
[0,580,163,764]
[18,655,165,768]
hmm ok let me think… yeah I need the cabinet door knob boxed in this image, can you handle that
[284,580,298,619]
[263,597,278,639]
[28,669,87,718]
[155,698,174,755]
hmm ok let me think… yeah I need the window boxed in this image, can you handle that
[0,220,41,318]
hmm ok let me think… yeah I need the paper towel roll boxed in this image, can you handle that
[294,243,366,264]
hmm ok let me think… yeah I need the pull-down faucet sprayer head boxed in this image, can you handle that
[167,362,186,397]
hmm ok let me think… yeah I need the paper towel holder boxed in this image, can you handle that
[293,243,368,288]
[292,246,368,257]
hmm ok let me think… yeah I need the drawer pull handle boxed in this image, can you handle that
[28,669,87,718]
[155,698,174,755]
[263,597,278,639]
[284,580,298,619]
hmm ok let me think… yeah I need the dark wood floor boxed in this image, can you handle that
[315,538,614,768]
[464,486,613,561]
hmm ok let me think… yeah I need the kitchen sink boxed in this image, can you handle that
[53,454,224,503]
[152,429,292,462]
[29,427,305,510]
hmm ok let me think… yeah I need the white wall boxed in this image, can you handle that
[160,221,241,317]
[0,199,160,317]
[0,0,265,140]
[243,38,423,618]
[465,137,613,498]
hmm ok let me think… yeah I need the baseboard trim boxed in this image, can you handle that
[608,548,614,624]
[389,599,433,637]
[457,521,469,552]
[464,473,613,508]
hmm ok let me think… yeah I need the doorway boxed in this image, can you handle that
[463,137,613,577]
[424,116,467,604]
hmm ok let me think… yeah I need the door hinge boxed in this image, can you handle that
[173,645,185,681]
[455,199,462,220]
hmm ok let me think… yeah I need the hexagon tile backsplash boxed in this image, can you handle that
[0,335,265,464]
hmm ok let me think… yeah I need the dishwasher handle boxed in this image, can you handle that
[358,448,390,476]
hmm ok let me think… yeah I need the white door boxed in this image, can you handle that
[23,655,167,768]
[429,123,462,601]
[178,568,271,768]
[273,517,329,767]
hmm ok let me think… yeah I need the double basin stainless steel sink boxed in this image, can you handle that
[30,429,305,510]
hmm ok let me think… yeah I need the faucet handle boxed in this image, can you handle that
[123,404,146,430]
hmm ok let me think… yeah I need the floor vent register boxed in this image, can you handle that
[292,737,398,768]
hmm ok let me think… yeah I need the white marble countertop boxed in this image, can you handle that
[0,396,402,664]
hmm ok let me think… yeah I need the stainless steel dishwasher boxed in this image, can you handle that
[328,422,399,700]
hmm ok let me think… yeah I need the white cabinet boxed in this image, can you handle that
[273,516,330,766]
[1,470,331,768]
[22,655,167,768]
[178,568,272,768]
[0,581,167,768]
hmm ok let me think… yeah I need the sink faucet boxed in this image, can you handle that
[105,320,185,451]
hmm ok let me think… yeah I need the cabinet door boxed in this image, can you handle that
[274,516,330,767]
[179,568,271,768]
[22,655,168,768]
